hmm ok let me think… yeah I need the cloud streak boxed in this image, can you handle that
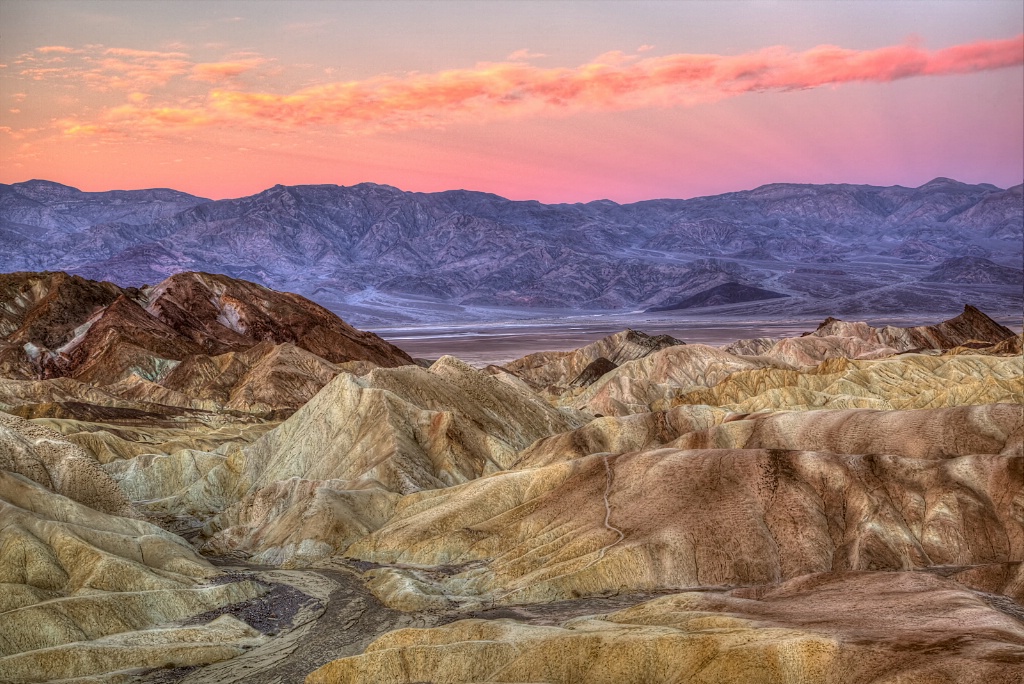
[43,35,1024,137]
[191,58,268,82]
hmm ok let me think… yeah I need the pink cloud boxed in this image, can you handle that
[202,35,1023,130]
[37,35,1024,138]
[19,67,70,81]
[191,58,266,82]
[507,49,547,61]
[15,44,276,92]
[102,47,189,59]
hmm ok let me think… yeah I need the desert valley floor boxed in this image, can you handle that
[0,270,1021,684]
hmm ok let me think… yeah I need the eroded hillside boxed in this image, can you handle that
[0,273,1021,683]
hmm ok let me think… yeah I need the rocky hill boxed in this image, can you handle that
[0,273,1021,682]
[1,178,1021,323]
[0,271,413,416]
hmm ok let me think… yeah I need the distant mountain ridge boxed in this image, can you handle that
[1,177,1021,324]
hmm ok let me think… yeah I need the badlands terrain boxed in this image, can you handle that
[0,270,1021,683]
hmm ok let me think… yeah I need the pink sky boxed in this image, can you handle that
[1,1,1022,202]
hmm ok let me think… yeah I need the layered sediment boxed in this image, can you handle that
[0,273,1020,683]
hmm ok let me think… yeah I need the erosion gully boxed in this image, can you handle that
[136,556,686,684]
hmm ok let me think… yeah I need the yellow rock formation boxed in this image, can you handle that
[0,469,266,682]
[308,571,1024,684]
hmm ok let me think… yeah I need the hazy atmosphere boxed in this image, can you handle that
[2,0,1022,201]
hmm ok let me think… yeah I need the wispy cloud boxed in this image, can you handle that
[36,45,81,54]
[507,48,547,61]
[283,19,334,34]
[24,35,1024,139]
[191,57,268,82]
[13,44,272,93]
[102,47,189,59]
[90,49,194,90]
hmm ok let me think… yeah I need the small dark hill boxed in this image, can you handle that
[648,282,789,312]
[923,256,1024,285]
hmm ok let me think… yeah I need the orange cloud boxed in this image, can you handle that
[191,58,266,82]
[19,67,70,81]
[102,47,189,59]
[37,35,1024,138]
[507,49,547,61]
[88,49,194,90]
[202,35,1024,130]
[36,45,79,54]
[107,104,215,129]
[59,103,214,139]
[59,121,109,137]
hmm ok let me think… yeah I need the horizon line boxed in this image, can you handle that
[5,175,1020,205]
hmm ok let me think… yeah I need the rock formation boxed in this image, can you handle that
[0,467,268,682]
[0,271,413,416]
[152,355,584,566]
[503,329,684,390]
[722,304,1017,367]
[346,426,1022,609]
[0,266,1021,683]
[808,304,1016,352]
[0,411,132,515]
[672,354,1022,413]
[308,571,1024,684]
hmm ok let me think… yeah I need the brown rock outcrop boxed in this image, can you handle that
[0,270,414,415]
[159,341,358,414]
[0,271,129,350]
[143,271,413,366]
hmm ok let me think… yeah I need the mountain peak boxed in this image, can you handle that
[917,177,1000,192]
[16,179,80,191]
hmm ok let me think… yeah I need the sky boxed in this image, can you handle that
[1,0,1022,202]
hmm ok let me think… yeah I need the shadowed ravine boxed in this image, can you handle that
[143,561,690,684]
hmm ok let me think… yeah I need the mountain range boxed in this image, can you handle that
[1,177,1021,325]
